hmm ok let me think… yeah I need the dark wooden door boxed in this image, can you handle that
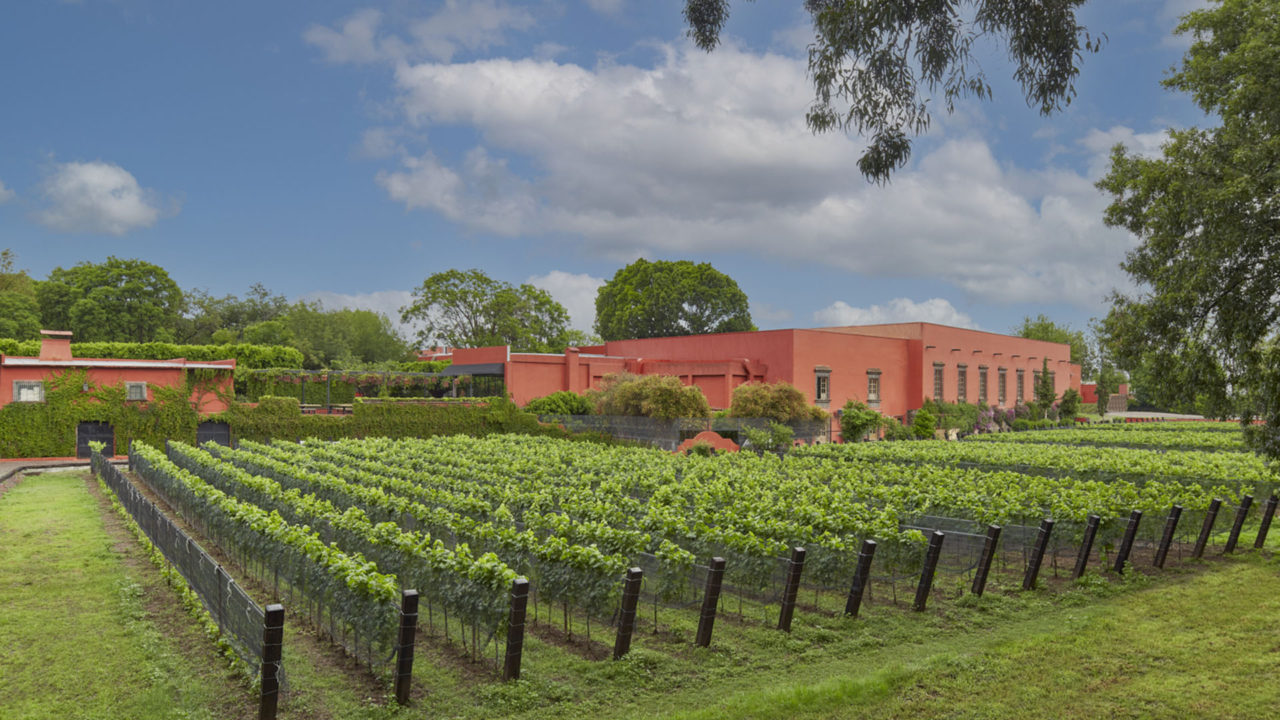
[196,421,232,447]
[76,422,114,458]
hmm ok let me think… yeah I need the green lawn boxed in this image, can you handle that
[3,470,1279,720]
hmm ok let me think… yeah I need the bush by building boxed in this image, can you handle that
[588,373,711,420]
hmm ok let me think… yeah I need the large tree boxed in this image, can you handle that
[36,257,185,342]
[1096,0,1280,457]
[401,269,584,352]
[178,283,290,344]
[595,259,755,341]
[1013,314,1094,378]
[684,0,1101,182]
[0,249,40,340]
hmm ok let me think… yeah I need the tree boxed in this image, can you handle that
[729,381,826,422]
[1096,0,1280,457]
[1032,358,1056,419]
[0,291,41,340]
[684,0,1101,182]
[595,259,755,341]
[178,283,290,344]
[588,373,711,419]
[0,249,36,296]
[1094,364,1125,417]
[1013,314,1095,378]
[401,269,582,352]
[36,257,184,342]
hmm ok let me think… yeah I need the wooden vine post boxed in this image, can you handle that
[1253,495,1278,549]
[259,603,285,720]
[913,531,944,612]
[1193,499,1222,558]
[613,567,643,660]
[844,539,877,617]
[1072,514,1100,580]
[1022,519,1054,591]
[695,557,726,648]
[503,579,529,681]
[972,525,1001,596]
[1113,510,1142,574]
[1224,495,1254,553]
[777,547,806,632]
[393,590,419,706]
[1154,505,1182,569]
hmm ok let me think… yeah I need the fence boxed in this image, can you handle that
[537,415,833,450]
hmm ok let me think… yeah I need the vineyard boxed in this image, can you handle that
[95,420,1279,717]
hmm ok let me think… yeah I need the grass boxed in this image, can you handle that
[4,469,1280,720]
[0,471,239,720]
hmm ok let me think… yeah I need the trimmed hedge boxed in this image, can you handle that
[0,339,303,369]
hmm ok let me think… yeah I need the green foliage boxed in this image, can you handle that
[525,391,594,416]
[176,283,289,344]
[400,268,582,352]
[36,256,185,342]
[741,421,795,455]
[1033,359,1057,419]
[1059,388,1082,419]
[269,301,411,369]
[594,259,754,341]
[0,338,302,369]
[921,398,981,433]
[729,381,824,422]
[588,373,711,419]
[0,291,41,339]
[1015,314,1095,377]
[684,0,1100,182]
[839,398,887,441]
[1097,0,1280,459]
[1095,364,1125,416]
[911,408,938,439]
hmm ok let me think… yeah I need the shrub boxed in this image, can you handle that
[884,421,915,441]
[742,421,795,455]
[589,373,711,420]
[729,381,825,422]
[911,408,937,439]
[839,399,886,441]
[686,441,715,457]
[1012,418,1032,432]
[524,391,594,416]
[1059,388,1081,419]
[922,398,981,432]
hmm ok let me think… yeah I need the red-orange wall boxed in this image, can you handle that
[0,363,235,413]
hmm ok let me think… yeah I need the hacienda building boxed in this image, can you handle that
[420,322,1082,424]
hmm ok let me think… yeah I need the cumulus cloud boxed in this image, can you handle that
[370,43,1141,308]
[301,289,421,338]
[36,161,165,235]
[584,0,625,14]
[813,298,980,329]
[0,179,14,204]
[304,2,534,65]
[526,270,604,333]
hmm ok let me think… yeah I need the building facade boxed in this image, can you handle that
[422,322,1081,423]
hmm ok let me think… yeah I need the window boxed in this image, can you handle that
[13,380,44,403]
[957,364,967,402]
[1016,369,1025,404]
[933,363,945,402]
[126,382,148,402]
[866,370,881,404]
[978,366,988,403]
[998,368,1007,405]
[814,368,831,404]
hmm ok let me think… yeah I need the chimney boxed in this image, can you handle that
[39,330,73,361]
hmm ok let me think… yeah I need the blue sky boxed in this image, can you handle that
[0,1,1208,343]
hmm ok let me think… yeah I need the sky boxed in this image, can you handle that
[0,0,1211,343]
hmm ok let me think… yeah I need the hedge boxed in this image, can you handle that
[0,339,303,369]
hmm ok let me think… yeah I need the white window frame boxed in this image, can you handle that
[126,381,148,402]
[866,370,881,404]
[13,380,45,403]
[814,368,831,405]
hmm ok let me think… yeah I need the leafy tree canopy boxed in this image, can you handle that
[1013,314,1094,378]
[401,268,585,353]
[684,0,1101,182]
[595,259,755,341]
[178,283,290,344]
[0,291,41,340]
[36,256,184,343]
[1096,0,1280,457]
[0,249,36,297]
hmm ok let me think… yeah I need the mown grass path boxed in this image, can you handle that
[0,471,241,720]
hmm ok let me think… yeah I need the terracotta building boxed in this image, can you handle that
[0,330,236,413]
[421,322,1081,422]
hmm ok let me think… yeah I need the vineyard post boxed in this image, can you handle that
[972,525,1001,597]
[1224,495,1254,553]
[613,567,644,660]
[1113,510,1142,574]
[1252,495,1278,549]
[1022,519,1054,591]
[393,590,419,706]
[695,557,726,648]
[1193,499,1222,558]
[844,539,878,616]
[1072,515,1100,580]
[913,532,945,612]
[777,547,807,632]
[503,578,529,681]
[258,603,284,720]
[1154,505,1183,569]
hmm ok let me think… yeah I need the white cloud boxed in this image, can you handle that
[0,179,14,204]
[526,270,604,333]
[36,161,164,235]
[813,298,980,329]
[750,302,793,328]
[363,42,1143,310]
[1079,125,1168,176]
[304,2,534,65]
[301,289,420,339]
